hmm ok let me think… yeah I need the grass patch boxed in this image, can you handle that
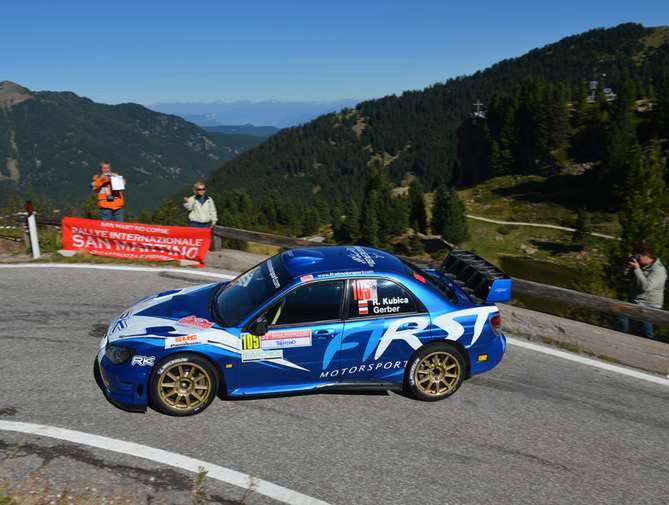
[458,218,611,269]
[246,242,280,256]
[0,487,16,505]
[457,175,620,235]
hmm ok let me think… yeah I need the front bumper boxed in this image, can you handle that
[94,355,149,413]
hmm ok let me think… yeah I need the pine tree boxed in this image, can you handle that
[572,207,593,249]
[598,79,639,208]
[409,232,425,255]
[302,208,321,236]
[340,200,361,243]
[408,180,428,233]
[152,199,188,226]
[360,190,380,247]
[330,204,344,239]
[430,185,469,245]
[656,77,669,139]
[618,142,669,260]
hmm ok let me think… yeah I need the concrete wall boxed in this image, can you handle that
[498,304,669,376]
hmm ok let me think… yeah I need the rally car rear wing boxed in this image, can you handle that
[440,250,512,304]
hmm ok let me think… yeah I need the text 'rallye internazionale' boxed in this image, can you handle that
[95,246,511,416]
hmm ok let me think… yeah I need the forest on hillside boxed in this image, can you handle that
[142,30,669,259]
[135,24,669,251]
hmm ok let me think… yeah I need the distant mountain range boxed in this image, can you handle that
[0,82,266,211]
[148,99,361,128]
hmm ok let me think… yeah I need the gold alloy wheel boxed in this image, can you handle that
[414,351,461,397]
[157,362,212,411]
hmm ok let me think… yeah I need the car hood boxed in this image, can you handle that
[104,283,221,345]
[100,281,310,372]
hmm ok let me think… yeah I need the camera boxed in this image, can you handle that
[628,254,640,263]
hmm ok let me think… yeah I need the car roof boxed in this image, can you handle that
[280,246,407,280]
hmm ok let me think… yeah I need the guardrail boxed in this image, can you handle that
[211,225,669,328]
[15,215,669,328]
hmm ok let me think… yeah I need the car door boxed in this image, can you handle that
[242,280,345,387]
[326,277,430,383]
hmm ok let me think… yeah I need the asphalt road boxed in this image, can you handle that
[0,267,667,505]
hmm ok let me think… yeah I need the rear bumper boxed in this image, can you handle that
[468,333,506,377]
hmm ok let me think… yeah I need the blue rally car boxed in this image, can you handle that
[95,246,511,416]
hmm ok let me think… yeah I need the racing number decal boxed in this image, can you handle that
[241,333,260,350]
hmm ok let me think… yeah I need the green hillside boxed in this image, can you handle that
[204,23,669,211]
[0,82,259,211]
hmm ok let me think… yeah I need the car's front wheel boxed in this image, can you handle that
[149,354,219,416]
[405,343,466,401]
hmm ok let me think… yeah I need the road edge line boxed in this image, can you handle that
[506,337,669,386]
[0,263,235,280]
[0,420,330,505]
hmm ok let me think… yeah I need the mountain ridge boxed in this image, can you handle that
[0,84,266,211]
[204,23,669,208]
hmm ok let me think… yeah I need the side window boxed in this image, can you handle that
[347,278,418,318]
[270,281,344,326]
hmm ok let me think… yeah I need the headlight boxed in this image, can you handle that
[105,345,134,364]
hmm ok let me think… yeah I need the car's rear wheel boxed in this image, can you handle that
[149,354,218,416]
[405,343,465,401]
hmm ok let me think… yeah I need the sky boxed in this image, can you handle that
[3,0,669,105]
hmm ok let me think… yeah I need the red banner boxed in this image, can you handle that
[61,217,211,267]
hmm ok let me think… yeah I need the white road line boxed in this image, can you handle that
[507,337,669,386]
[0,263,235,280]
[0,420,330,505]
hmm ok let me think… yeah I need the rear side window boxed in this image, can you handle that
[347,278,417,318]
[270,281,344,326]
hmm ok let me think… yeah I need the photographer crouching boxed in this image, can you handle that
[619,243,667,339]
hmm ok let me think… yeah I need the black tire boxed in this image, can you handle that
[404,343,466,402]
[149,353,219,416]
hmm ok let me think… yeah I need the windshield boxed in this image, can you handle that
[215,254,292,327]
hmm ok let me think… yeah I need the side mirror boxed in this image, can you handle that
[249,317,269,336]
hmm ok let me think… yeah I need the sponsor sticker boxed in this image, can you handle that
[315,270,370,279]
[164,334,204,349]
[109,311,131,336]
[236,269,255,288]
[241,333,261,350]
[177,315,213,329]
[241,348,283,362]
[266,259,280,288]
[352,279,378,303]
[320,360,408,378]
[260,329,312,350]
[131,355,155,367]
[300,274,314,282]
[346,246,382,267]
